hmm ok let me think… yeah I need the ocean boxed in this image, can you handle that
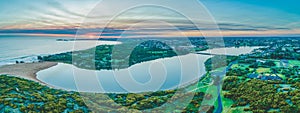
[0,36,120,66]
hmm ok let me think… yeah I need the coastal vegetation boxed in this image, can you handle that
[1,38,218,112]
[2,37,300,112]
[204,55,238,71]
[0,75,216,113]
[0,75,89,113]
[41,40,193,70]
[81,91,212,112]
[221,40,300,113]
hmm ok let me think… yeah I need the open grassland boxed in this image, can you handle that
[256,67,271,73]
[289,60,300,67]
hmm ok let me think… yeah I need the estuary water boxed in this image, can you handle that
[0,36,121,66]
[36,46,261,93]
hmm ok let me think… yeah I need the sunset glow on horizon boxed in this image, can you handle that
[1,0,300,38]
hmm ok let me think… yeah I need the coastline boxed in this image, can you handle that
[0,46,259,93]
[0,62,58,87]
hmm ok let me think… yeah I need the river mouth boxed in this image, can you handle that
[36,46,261,93]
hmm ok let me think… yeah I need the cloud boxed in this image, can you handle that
[0,21,296,38]
[217,22,291,31]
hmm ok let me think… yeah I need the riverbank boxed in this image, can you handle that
[0,62,58,86]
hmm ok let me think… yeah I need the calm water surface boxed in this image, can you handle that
[37,46,260,93]
[0,36,120,65]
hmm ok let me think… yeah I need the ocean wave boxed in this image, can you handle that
[0,55,42,66]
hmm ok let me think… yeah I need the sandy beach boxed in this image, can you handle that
[0,62,58,86]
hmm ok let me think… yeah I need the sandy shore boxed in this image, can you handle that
[0,62,58,86]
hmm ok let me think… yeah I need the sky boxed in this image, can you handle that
[0,0,300,38]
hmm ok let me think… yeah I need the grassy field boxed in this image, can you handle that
[186,83,210,93]
[186,74,212,92]
[289,60,300,67]
[231,64,239,68]
[200,85,218,105]
[227,106,252,113]
[256,67,271,73]
[231,64,250,70]
[221,92,235,113]
[274,60,281,67]
[277,74,286,80]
